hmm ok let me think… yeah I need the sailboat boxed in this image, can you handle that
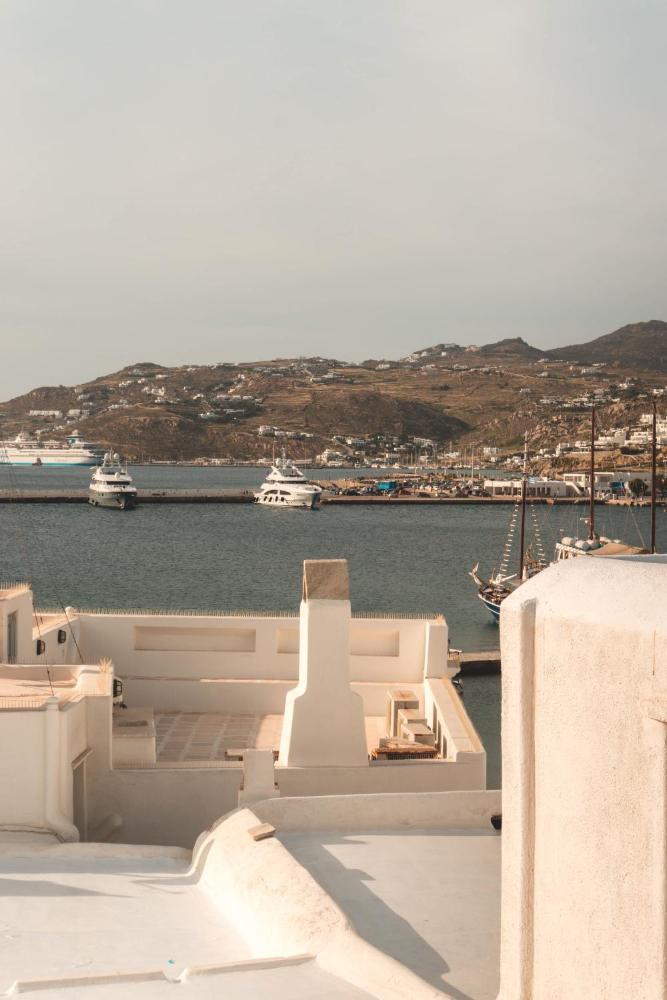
[553,406,649,561]
[470,404,661,623]
[470,434,548,622]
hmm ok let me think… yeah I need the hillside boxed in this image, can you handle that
[1,322,665,462]
[547,321,667,371]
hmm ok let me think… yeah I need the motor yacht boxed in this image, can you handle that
[255,453,322,509]
[89,451,138,510]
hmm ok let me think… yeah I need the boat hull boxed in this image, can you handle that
[255,493,320,509]
[89,492,137,510]
[1,457,100,466]
[478,593,502,623]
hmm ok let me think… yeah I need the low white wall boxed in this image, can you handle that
[253,789,501,831]
[76,612,432,688]
[424,676,484,760]
[32,615,82,669]
[90,755,487,848]
[194,805,450,1000]
[117,676,429,717]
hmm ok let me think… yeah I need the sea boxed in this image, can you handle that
[2,463,664,788]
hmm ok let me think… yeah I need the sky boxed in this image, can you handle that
[1,0,667,398]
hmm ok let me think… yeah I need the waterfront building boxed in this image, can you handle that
[0,556,663,998]
[562,470,653,494]
[483,476,572,498]
[0,562,484,847]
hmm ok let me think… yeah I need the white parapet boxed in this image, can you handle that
[239,748,279,807]
[423,617,448,678]
[498,554,667,1000]
[279,560,368,768]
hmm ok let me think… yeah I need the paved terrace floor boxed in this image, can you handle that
[279,828,501,1000]
[155,711,387,762]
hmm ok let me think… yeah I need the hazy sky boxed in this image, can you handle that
[2,1,667,398]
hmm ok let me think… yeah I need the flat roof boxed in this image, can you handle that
[0,839,372,999]
[279,828,501,1000]
[0,667,80,709]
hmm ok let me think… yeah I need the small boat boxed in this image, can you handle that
[469,565,515,623]
[89,451,138,510]
[255,452,323,509]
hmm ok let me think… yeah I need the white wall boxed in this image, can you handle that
[90,754,487,848]
[72,611,440,719]
[499,555,667,1000]
[0,710,46,827]
[0,664,112,841]
[32,615,82,668]
[0,587,34,664]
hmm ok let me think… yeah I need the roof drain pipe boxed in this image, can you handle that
[44,696,79,842]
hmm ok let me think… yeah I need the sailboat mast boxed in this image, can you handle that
[519,432,527,579]
[589,406,596,540]
[651,400,657,554]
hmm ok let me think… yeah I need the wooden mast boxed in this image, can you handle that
[589,406,596,540]
[651,400,657,554]
[519,431,527,578]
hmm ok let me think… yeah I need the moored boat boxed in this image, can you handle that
[0,431,103,466]
[89,452,138,510]
[255,452,322,509]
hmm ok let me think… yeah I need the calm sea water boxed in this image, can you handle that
[2,464,664,789]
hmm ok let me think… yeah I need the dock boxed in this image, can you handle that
[320,495,586,505]
[456,650,501,675]
[0,490,256,504]
[0,490,602,506]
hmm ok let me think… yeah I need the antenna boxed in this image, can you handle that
[651,400,657,554]
[519,431,527,578]
[589,406,596,540]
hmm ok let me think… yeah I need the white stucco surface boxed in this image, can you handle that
[10,959,375,998]
[499,554,667,1000]
[0,842,249,995]
[279,827,501,1000]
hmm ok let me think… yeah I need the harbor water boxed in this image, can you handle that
[2,464,665,789]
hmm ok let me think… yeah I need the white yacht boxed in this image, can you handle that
[89,451,138,510]
[255,453,323,509]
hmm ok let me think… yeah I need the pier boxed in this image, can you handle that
[0,489,256,504]
[0,490,597,505]
[457,650,501,675]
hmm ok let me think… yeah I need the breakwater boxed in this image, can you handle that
[0,489,598,506]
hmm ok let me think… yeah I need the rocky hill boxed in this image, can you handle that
[547,321,667,371]
[1,323,665,462]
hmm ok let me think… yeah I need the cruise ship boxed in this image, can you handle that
[0,431,103,466]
